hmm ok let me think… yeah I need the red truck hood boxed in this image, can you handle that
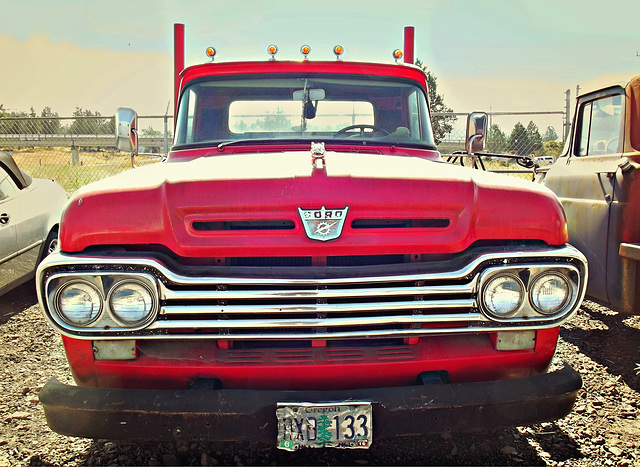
[60,151,568,256]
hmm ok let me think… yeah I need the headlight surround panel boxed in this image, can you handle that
[46,272,159,333]
[478,264,581,323]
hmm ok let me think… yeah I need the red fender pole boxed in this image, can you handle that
[404,26,414,64]
[174,23,185,121]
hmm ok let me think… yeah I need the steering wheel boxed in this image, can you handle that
[605,138,619,154]
[335,124,390,137]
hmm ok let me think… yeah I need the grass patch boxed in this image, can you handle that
[9,147,157,193]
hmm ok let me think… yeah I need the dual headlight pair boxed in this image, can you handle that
[479,265,580,320]
[49,273,157,329]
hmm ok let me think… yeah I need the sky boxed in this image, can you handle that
[1,0,639,132]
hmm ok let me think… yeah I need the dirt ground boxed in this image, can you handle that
[1,282,639,466]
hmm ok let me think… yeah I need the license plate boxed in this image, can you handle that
[276,401,373,451]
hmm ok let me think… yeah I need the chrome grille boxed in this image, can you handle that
[37,244,588,340]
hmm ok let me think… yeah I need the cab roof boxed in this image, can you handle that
[179,60,428,89]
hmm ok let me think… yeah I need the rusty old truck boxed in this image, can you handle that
[542,76,640,314]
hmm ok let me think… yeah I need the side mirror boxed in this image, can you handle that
[465,112,488,155]
[115,107,138,153]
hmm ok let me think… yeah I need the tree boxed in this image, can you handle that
[543,126,559,142]
[0,106,30,134]
[486,124,508,153]
[140,126,163,153]
[68,106,113,135]
[415,59,457,144]
[250,110,291,131]
[526,121,543,155]
[40,106,61,135]
[0,104,61,135]
[543,140,563,159]
[233,120,248,133]
[508,122,530,156]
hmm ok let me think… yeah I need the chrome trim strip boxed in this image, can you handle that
[160,299,475,315]
[0,240,42,264]
[161,283,474,300]
[37,244,586,287]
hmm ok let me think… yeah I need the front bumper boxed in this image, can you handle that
[39,365,581,442]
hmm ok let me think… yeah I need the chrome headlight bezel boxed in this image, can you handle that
[107,279,157,327]
[55,280,103,327]
[480,273,525,319]
[46,272,159,333]
[529,272,572,316]
[478,264,581,323]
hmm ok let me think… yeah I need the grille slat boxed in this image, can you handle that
[151,312,479,330]
[161,284,473,301]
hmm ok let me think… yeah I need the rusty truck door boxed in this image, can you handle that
[544,88,625,307]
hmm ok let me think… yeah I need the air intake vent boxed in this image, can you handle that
[351,219,450,229]
[193,220,295,231]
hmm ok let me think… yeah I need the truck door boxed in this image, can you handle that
[544,89,625,306]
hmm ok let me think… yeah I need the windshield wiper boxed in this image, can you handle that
[217,138,278,151]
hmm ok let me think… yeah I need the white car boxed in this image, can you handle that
[0,151,67,296]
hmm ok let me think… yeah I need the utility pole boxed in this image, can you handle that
[565,89,571,141]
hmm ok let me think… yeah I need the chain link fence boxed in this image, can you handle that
[0,115,171,193]
[435,111,567,178]
[0,111,564,192]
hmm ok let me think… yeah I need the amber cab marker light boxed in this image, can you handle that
[300,45,311,60]
[205,47,216,62]
[333,45,344,60]
[267,45,278,60]
[393,49,403,63]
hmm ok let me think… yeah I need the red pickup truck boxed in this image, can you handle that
[36,25,587,450]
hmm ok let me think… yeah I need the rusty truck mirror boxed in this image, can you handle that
[465,112,488,155]
[115,107,138,153]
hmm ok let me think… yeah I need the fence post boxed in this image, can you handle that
[71,145,79,166]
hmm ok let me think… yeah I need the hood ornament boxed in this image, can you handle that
[311,142,326,169]
[298,205,349,242]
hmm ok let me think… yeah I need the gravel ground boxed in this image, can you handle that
[1,281,639,466]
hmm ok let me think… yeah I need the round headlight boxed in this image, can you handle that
[530,273,570,315]
[57,282,102,326]
[109,281,155,326]
[482,274,524,318]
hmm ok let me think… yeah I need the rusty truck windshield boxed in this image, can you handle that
[174,75,436,149]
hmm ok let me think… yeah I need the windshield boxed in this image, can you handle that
[174,74,435,149]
